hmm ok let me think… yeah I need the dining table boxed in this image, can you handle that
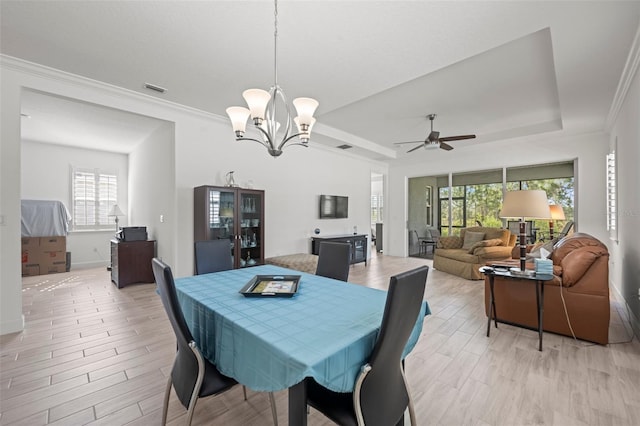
[174,264,430,425]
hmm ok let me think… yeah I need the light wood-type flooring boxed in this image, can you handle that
[1,250,639,425]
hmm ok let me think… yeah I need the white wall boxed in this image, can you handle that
[172,114,381,276]
[385,131,609,258]
[609,52,640,335]
[0,63,23,334]
[128,122,175,264]
[21,140,129,268]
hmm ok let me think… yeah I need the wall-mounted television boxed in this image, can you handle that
[319,195,348,219]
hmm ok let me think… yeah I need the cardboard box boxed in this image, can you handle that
[41,263,67,274]
[22,236,39,250]
[22,263,40,277]
[20,237,68,276]
[21,248,42,265]
[40,250,67,264]
[22,237,40,265]
[40,251,67,274]
[40,236,66,252]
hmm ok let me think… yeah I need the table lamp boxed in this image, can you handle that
[500,190,551,275]
[548,204,566,239]
[108,204,124,234]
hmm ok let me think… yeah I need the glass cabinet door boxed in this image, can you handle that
[207,187,235,259]
[238,191,263,267]
[353,237,366,263]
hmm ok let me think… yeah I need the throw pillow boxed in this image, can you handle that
[561,247,602,286]
[462,231,485,250]
[438,236,462,249]
[467,238,504,253]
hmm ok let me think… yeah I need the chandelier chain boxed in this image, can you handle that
[273,0,278,87]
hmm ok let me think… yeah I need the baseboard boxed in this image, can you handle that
[611,281,640,341]
[70,260,109,270]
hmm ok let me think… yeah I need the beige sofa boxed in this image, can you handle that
[433,226,517,280]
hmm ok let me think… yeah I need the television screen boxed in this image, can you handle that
[335,196,348,218]
[319,195,348,219]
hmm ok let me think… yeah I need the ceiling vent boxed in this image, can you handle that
[336,144,353,150]
[144,83,167,93]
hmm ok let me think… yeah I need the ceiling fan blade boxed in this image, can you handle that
[439,142,454,151]
[393,140,425,145]
[407,144,424,153]
[428,131,439,142]
[438,134,476,142]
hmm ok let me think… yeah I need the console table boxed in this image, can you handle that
[311,234,367,265]
[480,266,553,351]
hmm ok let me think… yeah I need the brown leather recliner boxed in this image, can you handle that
[484,232,610,344]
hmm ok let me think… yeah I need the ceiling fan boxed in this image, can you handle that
[394,114,476,153]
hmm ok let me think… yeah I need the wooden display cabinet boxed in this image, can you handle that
[194,185,265,269]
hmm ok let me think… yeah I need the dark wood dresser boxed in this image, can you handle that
[110,239,156,288]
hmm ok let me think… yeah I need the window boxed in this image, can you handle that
[72,168,118,230]
[425,186,432,226]
[371,194,383,223]
[435,162,574,239]
[209,190,221,226]
[506,177,574,240]
[606,144,617,241]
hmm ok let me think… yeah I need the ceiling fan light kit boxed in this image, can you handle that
[394,113,475,153]
[424,141,440,150]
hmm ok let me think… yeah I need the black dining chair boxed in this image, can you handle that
[412,230,429,256]
[315,241,352,282]
[305,265,429,426]
[423,228,440,254]
[194,239,233,275]
[152,258,278,426]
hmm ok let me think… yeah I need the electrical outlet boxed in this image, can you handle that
[160,215,164,223]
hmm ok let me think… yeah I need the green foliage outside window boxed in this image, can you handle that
[439,177,574,241]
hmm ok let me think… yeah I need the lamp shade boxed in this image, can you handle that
[292,97,319,127]
[108,204,124,217]
[226,106,251,134]
[242,89,271,120]
[549,204,566,220]
[500,190,551,219]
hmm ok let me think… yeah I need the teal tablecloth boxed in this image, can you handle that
[173,265,430,392]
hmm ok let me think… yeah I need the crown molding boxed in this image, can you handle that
[606,23,640,131]
[0,55,228,124]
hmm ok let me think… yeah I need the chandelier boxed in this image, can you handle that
[226,0,319,158]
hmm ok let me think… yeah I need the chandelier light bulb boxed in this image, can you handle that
[294,116,315,142]
[226,107,251,137]
[293,97,319,128]
[242,89,271,123]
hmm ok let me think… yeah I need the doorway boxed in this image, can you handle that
[371,172,384,253]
